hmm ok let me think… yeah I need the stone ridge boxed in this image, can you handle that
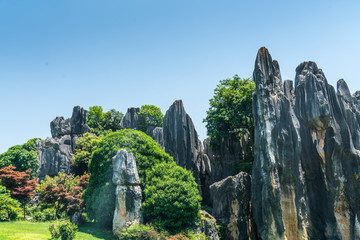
[252,47,360,239]
[36,106,91,178]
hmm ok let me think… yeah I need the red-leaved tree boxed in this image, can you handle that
[0,166,37,218]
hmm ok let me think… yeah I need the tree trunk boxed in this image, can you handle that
[23,202,26,219]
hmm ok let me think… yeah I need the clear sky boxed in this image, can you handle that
[1,0,360,153]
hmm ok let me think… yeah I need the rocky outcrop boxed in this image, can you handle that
[252,47,360,239]
[210,172,253,240]
[200,210,220,240]
[120,108,140,129]
[36,106,90,178]
[163,100,211,197]
[203,134,252,186]
[112,149,142,236]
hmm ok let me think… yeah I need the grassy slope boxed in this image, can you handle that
[0,222,115,240]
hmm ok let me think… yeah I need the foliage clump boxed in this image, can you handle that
[37,172,89,219]
[203,75,255,147]
[143,162,201,233]
[83,129,172,227]
[0,138,40,177]
[49,220,78,240]
[138,105,164,132]
[87,106,124,135]
[72,133,101,175]
[0,181,20,221]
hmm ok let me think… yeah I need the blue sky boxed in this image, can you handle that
[1,0,360,153]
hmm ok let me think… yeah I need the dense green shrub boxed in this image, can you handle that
[138,105,164,132]
[49,220,78,240]
[0,182,20,221]
[143,162,201,233]
[33,207,57,222]
[72,133,101,175]
[0,138,40,177]
[119,224,166,240]
[83,129,172,227]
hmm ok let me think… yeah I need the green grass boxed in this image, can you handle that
[0,221,116,240]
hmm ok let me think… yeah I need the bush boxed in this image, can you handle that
[0,182,20,221]
[49,220,78,240]
[84,129,172,227]
[33,208,57,222]
[143,162,202,233]
[72,133,101,175]
[0,138,40,177]
[119,224,166,240]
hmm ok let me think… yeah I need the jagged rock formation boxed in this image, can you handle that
[120,107,140,129]
[163,100,211,197]
[252,47,360,239]
[36,106,90,178]
[210,172,253,240]
[203,134,252,186]
[199,210,220,240]
[112,149,142,236]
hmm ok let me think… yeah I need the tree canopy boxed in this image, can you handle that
[138,105,164,132]
[87,106,123,135]
[203,75,255,147]
[0,138,40,177]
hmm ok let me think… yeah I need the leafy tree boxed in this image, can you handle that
[0,166,37,218]
[37,173,89,218]
[138,105,164,132]
[72,133,101,175]
[143,162,201,233]
[203,75,255,147]
[87,106,123,135]
[0,180,21,221]
[83,129,172,227]
[0,138,40,177]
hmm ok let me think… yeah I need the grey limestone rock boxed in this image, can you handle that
[210,172,253,240]
[120,107,140,129]
[163,100,210,197]
[37,106,91,178]
[199,210,220,240]
[252,47,360,239]
[112,149,142,237]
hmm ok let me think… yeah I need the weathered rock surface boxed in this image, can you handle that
[36,106,91,178]
[252,47,360,239]
[199,210,220,240]
[210,172,253,240]
[112,149,142,236]
[203,134,252,187]
[120,107,140,129]
[163,100,211,197]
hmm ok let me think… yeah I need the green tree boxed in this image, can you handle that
[0,181,21,221]
[0,138,40,177]
[203,75,255,147]
[72,133,101,175]
[83,129,172,227]
[143,162,201,233]
[87,106,124,135]
[138,105,164,132]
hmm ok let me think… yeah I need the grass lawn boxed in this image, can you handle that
[0,221,116,240]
